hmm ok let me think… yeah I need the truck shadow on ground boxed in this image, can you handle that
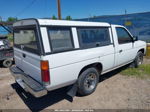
[11,65,129,111]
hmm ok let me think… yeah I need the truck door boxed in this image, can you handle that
[114,26,135,66]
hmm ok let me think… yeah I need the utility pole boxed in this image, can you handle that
[125,9,127,15]
[124,9,127,26]
[57,0,62,20]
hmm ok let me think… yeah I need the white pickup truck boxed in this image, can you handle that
[10,19,146,98]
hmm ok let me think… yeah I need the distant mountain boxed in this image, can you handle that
[79,12,150,43]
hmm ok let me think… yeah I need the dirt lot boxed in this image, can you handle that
[0,59,150,111]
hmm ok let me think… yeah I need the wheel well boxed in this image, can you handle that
[138,48,145,54]
[78,63,103,77]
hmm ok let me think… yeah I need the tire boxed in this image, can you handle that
[134,51,144,68]
[3,59,13,68]
[77,67,99,96]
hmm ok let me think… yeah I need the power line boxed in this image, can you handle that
[15,0,38,17]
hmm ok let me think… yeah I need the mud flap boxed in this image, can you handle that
[67,83,78,98]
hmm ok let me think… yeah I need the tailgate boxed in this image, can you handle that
[13,26,42,82]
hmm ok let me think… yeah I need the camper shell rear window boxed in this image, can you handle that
[13,26,41,54]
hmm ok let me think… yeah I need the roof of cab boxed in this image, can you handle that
[13,19,110,27]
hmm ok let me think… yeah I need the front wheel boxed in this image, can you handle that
[134,52,144,68]
[77,67,99,96]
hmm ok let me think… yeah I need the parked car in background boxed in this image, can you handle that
[10,19,146,98]
[0,36,13,67]
[0,22,13,67]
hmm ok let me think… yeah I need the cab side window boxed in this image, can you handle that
[48,27,74,52]
[116,27,133,44]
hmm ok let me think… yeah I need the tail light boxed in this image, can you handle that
[41,60,50,86]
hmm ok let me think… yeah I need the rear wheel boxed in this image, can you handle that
[134,52,144,68]
[77,67,99,96]
[3,59,13,68]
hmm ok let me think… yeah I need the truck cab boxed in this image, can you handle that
[10,19,146,97]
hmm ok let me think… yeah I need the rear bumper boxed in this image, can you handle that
[9,66,47,98]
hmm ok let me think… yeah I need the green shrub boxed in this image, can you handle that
[7,34,13,42]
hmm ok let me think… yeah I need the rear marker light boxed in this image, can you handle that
[41,61,50,85]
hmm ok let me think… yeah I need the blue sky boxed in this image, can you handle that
[0,0,150,20]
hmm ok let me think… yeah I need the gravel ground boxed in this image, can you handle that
[0,59,150,111]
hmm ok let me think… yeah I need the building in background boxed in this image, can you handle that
[79,12,150,43]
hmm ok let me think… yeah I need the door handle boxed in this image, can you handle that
[22,53,26,58]
[119,50,123,53]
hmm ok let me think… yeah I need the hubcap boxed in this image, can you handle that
[6,61,10,65]
[84,73,97,91]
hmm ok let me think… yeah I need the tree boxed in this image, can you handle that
[7,17,18,22]
[52,15,57,20]
[66,16,72,20]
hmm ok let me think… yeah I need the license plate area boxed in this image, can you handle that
[0,50,13,60]
[4,52,13,57]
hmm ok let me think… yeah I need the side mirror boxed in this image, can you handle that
[133,36,138,42]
